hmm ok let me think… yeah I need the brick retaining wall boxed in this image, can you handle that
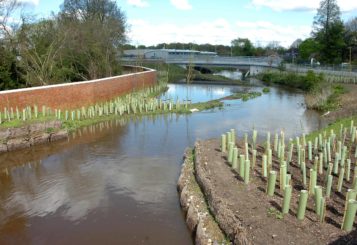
[0,66,157,110]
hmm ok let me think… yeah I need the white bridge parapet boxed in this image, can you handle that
[164,55,282,68]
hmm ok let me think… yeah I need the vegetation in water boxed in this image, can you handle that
[258,70,324,92]
[223,92,262,101]
[262,87,270,93]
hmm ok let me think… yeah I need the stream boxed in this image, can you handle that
[0,81,325,244]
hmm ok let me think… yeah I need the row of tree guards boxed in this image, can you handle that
[220,123,357,232]
[0,82,194,125]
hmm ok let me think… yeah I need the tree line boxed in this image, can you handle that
[125,0,356,66]
[1,0,356,91]
[123,39,287,58]
[0,0,126,90]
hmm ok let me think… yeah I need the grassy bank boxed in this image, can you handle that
[0,83,265,133]
[258,70,346,112]
[305,114,357,142]
[257,70,324,92]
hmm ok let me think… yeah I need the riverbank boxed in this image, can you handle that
[257,70,352,113]
[0,82,266,154]
[179,127,357,244]
[177,149,230,244]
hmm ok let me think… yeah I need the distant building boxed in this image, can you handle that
[123,49,217,60]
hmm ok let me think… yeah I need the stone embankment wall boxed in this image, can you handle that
[0,120,68,154]
[0,66,157,110]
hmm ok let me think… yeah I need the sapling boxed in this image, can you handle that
[267,171,277,196]
[326,175,333,198]
[252,150,257,168]
[309,169,317,195]
[319,153,323,175]
[244,160,250,184]
[346,159,351,182]
[232,147,238,170]
[333,153,340,174]
[266,132,271,154]
[297,190,308,220]
[301,162,307,187]
[274,133,278,152]
[228,142,234,164]
[231,129,236,145]
[319,197,326,222]
[262,155,268,177]
[280,163,287,191]
[341,200,357,231]
[221,134,227,153]
[239,155,245,178]
[337,167,345,193]
[314,186,322,215]
[288,140,293,163]
[252,129,257,151]
[282,185,292,214]
[314,137,318,153]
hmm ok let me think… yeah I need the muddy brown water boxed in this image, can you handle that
[0,83,326,244]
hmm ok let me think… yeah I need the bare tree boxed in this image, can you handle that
[0,0,19,39]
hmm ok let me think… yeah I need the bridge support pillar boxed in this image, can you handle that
[250,66,270,76]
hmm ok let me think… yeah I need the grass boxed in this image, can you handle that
[0,115,57,129]
[223,91,262,101]
[189,100,224,111]
[262,87,270,93]
[305,114,357,142]
[257,70,324,92]
[258,70,348,113]
[267,207,284,220]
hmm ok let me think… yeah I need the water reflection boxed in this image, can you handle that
[0,83,326,244]
[160,83,243,103]
[214,69,243,80]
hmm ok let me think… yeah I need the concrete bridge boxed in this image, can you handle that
[122,55,282,76]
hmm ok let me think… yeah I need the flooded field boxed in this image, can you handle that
[0,83,325,244]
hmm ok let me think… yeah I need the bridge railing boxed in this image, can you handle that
[165,56,282,67]
[121,55,282,67]
[286,64,357,78]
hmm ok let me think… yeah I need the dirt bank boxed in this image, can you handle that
[0,120,68,154]
[192,139,356,245]
[177,149,230,245]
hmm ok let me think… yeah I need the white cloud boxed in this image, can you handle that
[235,21,311,47]
[170,0,192,10]
[128,18,236,46]
[127,0,149,8]
[128,18,311,48]
[250,0,357,12]
[18,0,39,5]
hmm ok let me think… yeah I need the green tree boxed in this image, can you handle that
[343,17,357,64]
[231,38,255,56]
[298,38,319,61]
[0,0,26,90]
[16,19,70,86]
[312,0,346,64]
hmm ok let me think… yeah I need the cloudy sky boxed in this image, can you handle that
[17,0,357,47]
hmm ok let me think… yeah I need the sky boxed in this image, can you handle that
[14,0,357,47]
